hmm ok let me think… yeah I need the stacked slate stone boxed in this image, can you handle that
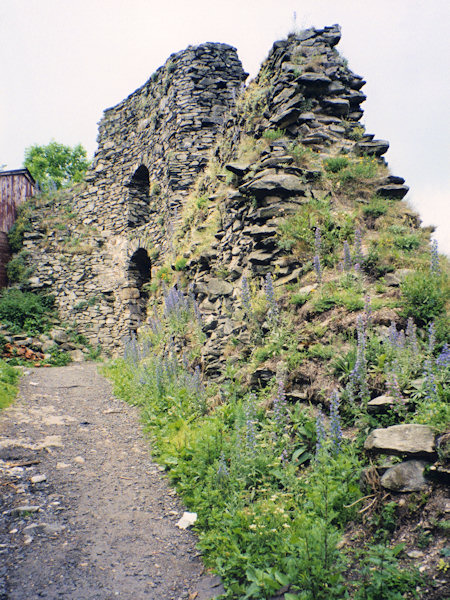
[77,43,247,238]
[18,44,247,352]
[182,25,409,378]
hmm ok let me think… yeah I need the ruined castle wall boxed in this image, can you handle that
[76,42,247,238]
[21,26,411,359]
[23,43,247,352]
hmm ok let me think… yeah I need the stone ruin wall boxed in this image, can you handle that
[22,25,411,359]
[177,26,409,380]
[23,43,247,352]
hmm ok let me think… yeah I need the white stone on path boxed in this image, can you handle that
[176,512,197,530]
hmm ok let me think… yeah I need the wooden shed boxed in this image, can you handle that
[0,168,36,287]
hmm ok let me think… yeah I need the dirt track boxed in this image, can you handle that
[0,363,223,600]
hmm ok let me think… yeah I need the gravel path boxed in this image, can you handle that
[0,363,223,600]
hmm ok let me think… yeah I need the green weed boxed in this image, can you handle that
[0,289,54,335]
[262,128,285,141]
[323,156,349,173]
[352,544,421,600]
[401,271,449,326]
[0,359,19,410]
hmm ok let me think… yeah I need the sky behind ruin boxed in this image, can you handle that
[1,0,449,252]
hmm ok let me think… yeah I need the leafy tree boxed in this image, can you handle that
[24,141,90,191]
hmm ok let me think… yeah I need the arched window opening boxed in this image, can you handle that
[129,248,151,289]
[127,248,151,334]
[127,165,150,228]
[131,165,150,185]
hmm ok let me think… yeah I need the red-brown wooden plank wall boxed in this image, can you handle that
[0,172,35,287]
[0,173,35,233]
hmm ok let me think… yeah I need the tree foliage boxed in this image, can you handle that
[24,141,90,191]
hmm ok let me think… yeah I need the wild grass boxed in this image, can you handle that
[0,359,19,410]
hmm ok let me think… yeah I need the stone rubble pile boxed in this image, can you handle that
[180,26,409,377]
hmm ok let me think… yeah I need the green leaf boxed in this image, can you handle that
[392,543,406,557]
[274,571,290,586]
[292,446,307,461]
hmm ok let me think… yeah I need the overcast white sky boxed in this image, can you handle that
[1,0,449,252]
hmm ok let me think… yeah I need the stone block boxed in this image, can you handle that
[364,424,436,458]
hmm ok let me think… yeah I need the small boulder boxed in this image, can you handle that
[30,474,47,484]
[206,278,233,298]
[356,140,389,156]
[297,72,332,88]
[379,175,405,185]
[367,395,395,414]
[120,287,140,300]
[70,349,84,363]
[384,273,401,287]
[436,432,450,464]
[225,162,251,177]
[42,340,56,352]
[176,511,197,530]
[380,460,429,492]
[50,329,69,344]
[297,284,316,296]
[270,107,301,128]
[250,366,276,387]
[364,424,436,458]
[248,251,274,266]
[376,184,409,200]
[322,97,350,115]
[240,173,306,197]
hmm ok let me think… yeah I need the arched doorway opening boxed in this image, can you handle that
[127,248,151,333]
[127,165,150,228]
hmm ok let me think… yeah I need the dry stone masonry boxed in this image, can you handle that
[22,43,247,351]
[21,25,410,357]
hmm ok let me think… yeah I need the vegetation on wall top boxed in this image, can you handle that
[24,140,90,191]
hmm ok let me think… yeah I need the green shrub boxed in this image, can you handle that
[393,233,421,251]
[353,544,421,600]
[0,289,53,334]
[311,290,363,315]
[151,182,161,195]
[24,141,90,191]
[362,246,395,278]
[278,198,353,263]
[262,128,285,141]
[6,252,32,284]
[7,204,32,252]
[290,292,310,307]
[323,156,349,173]
[196,195,209,210]
[43,346,72,366]
[347,126,365,141]
[337,156,379,184]
[174,257,188,271]
[149,247,160,261]
[401,271,449,326]
[332,348,357,381]
[311,295,339,314]
[288,143,318,167]
[308,343,334,360]
[363,197,388,219]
